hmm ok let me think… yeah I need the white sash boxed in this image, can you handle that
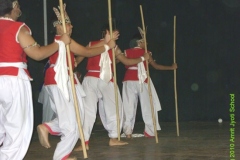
[99,51,112,83]
[137,62,147,92]
[54,40,70,101]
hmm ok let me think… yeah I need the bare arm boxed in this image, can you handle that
[70,38,116,57]
[149,55,177,70]
[86,40,105,48]
[70,39,105,57]
[86,31,119,48]
[75,56,85,66]
[116,47,149,65]
[18,26,70,61]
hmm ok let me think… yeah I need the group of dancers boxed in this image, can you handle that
[0,1,177,159]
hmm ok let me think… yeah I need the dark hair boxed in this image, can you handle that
[0,0,15,16]
[129,38,138,48]
[129,33,142,48]
[131,33,142,40]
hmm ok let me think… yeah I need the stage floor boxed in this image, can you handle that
[24,122,239,160]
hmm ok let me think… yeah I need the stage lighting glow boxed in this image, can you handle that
[191,83,199,91]
[218,118,223,123]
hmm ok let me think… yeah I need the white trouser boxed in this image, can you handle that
[38,85,56,123]
[0,68,33,160]
[122,80,161,136]
[39,74,83,124]
[44,77,85,160]
[82,76,123,141]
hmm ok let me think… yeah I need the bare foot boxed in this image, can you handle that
[74,144,89,151]
[126,134,132,139]
[66,156,77,160]
[37,124,51,148]
[109,138,128,146]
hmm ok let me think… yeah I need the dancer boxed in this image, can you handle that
[36,4,118,160]
[74,26,149,151]
[122,29,177,138]
[38,54,85,123]
[0,0,70,159]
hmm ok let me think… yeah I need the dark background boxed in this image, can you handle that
[17,0,240,128]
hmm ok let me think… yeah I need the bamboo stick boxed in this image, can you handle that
[173,15,179,137]
[108,0,120,141]
[140,5,158,143]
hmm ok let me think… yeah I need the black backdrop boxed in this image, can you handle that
[18,0,240,128]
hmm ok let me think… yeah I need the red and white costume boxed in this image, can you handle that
[122,47,161,137]
[42,35,85,160]
[0,18,33,160]
[82,40,123,143]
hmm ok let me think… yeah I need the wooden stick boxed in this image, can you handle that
[58,1,88,158]
[173,15,179,136]
[140,5,158,143]
[108,0,120,141]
